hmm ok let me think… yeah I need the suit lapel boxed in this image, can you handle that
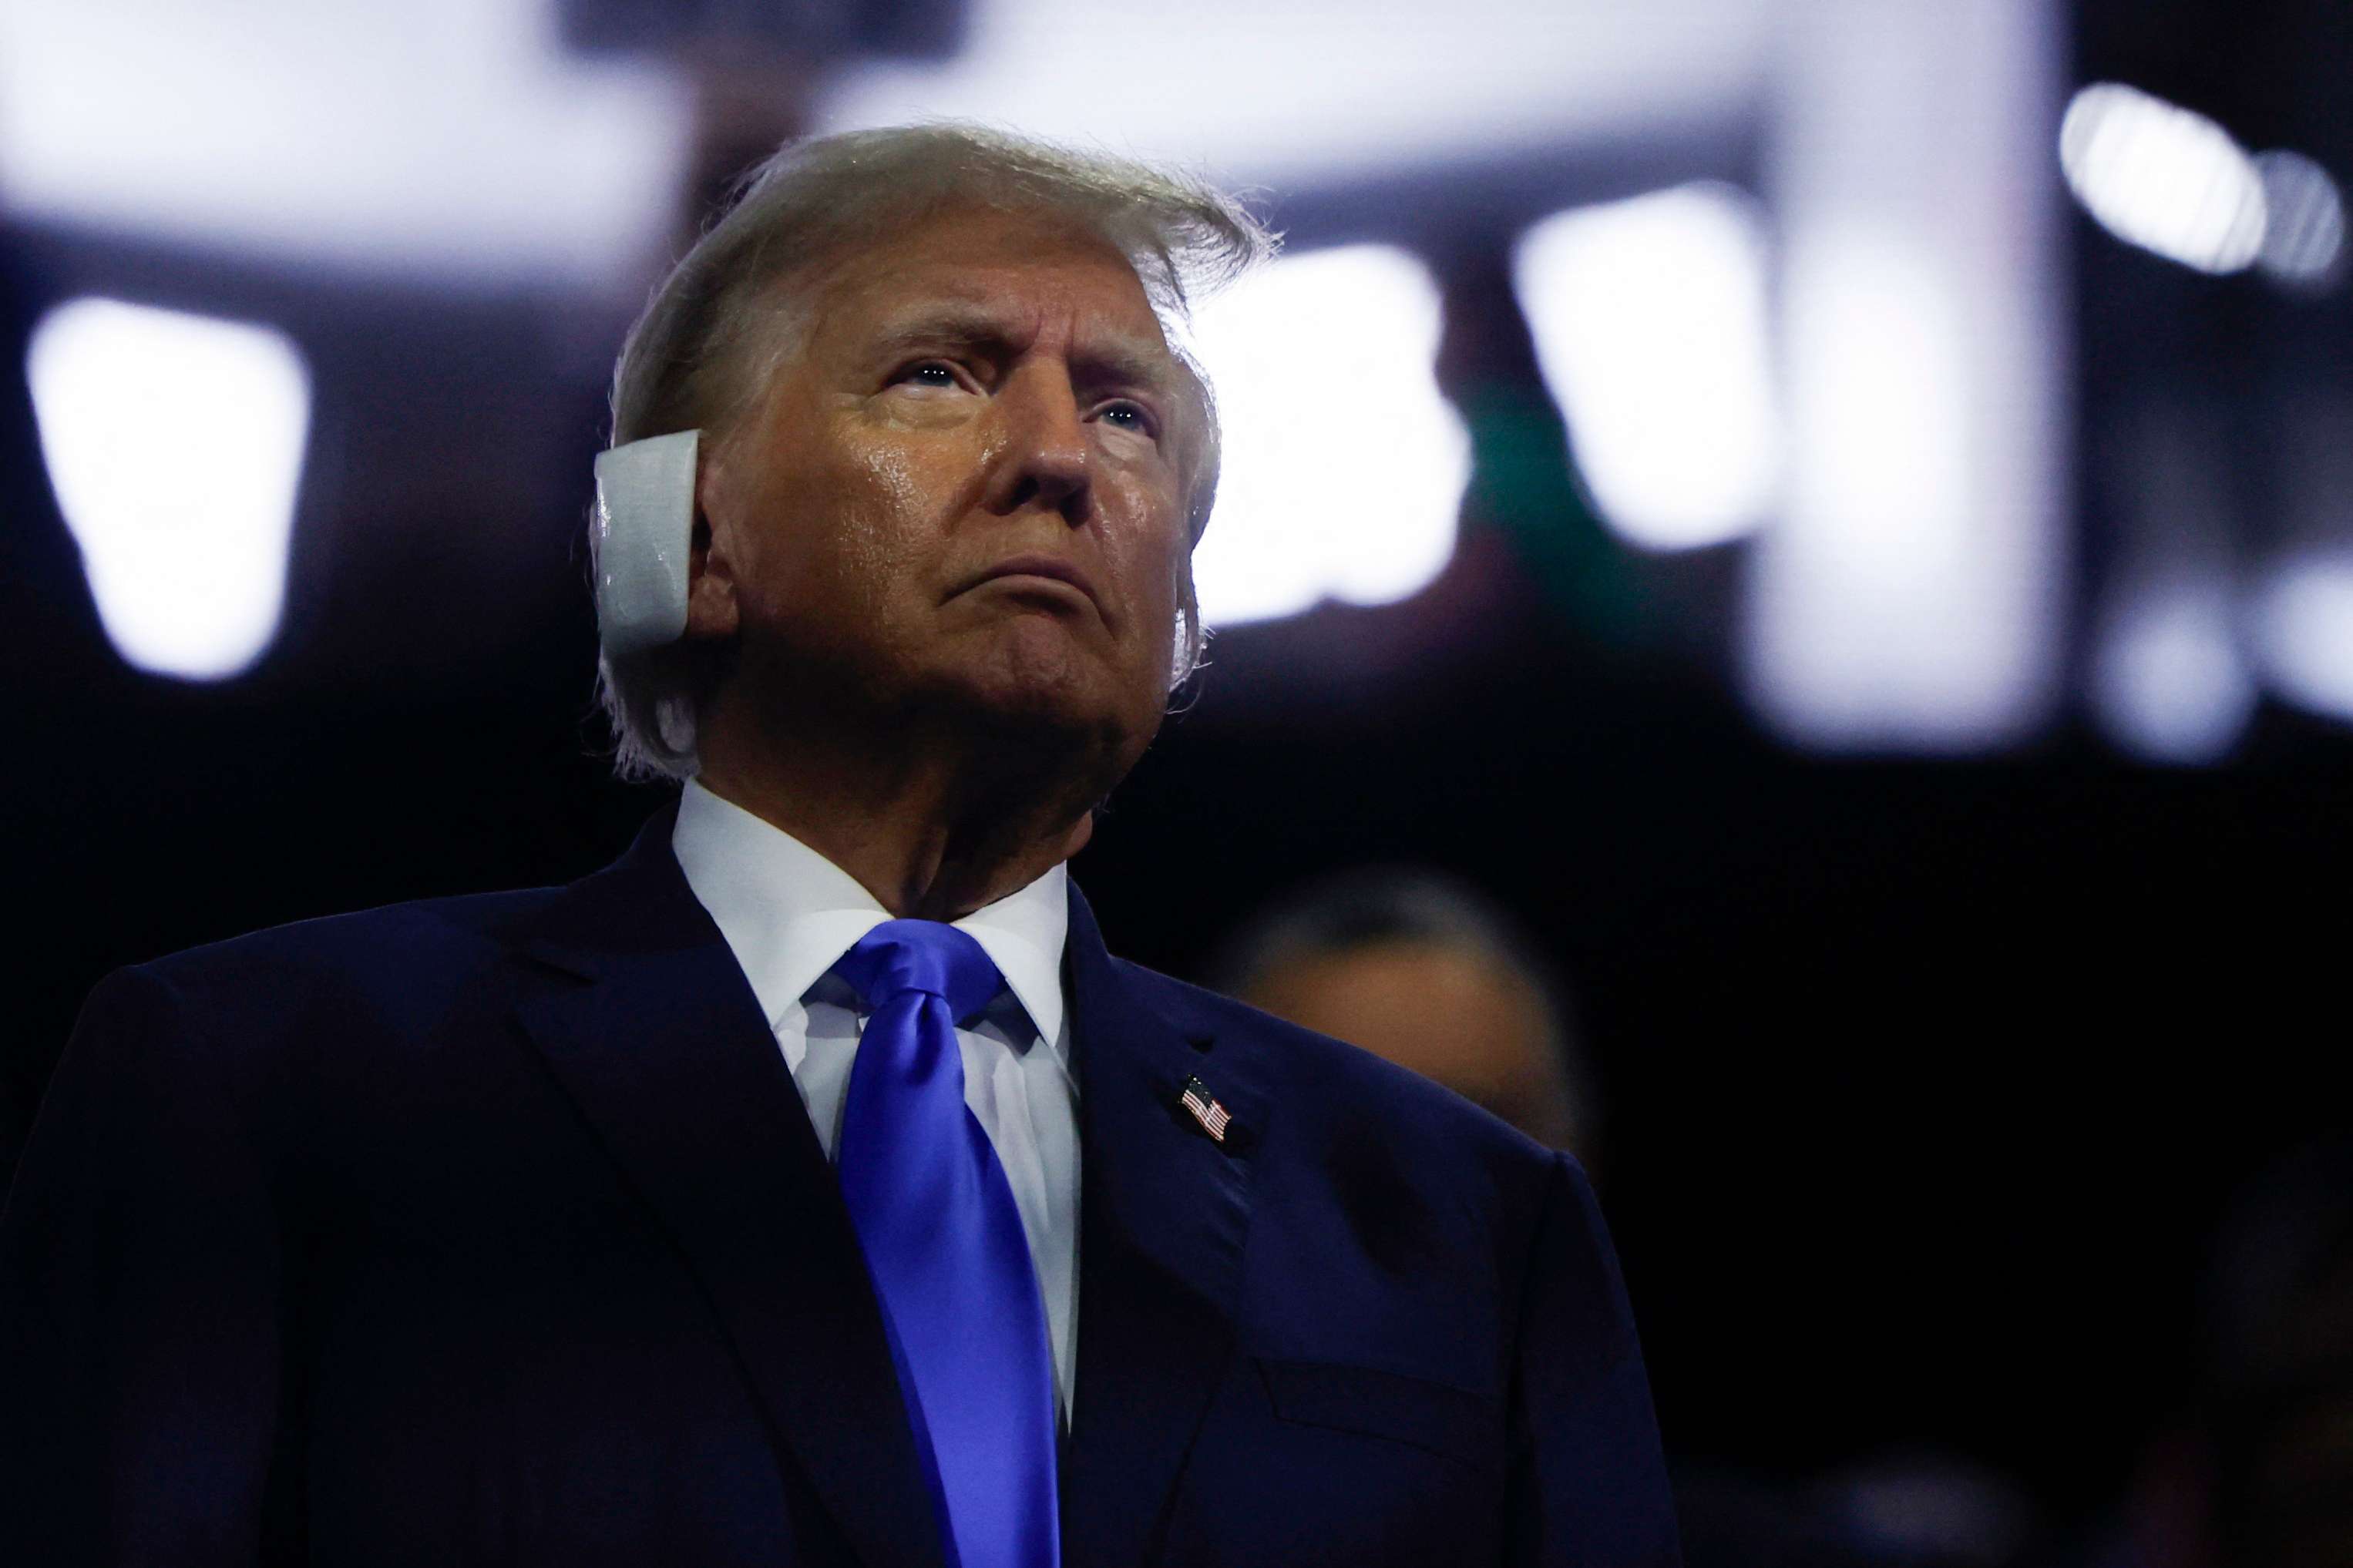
[509,808,944,1568]
[1059,885,1269,1568]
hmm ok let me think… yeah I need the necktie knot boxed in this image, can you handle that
[833,918,1003,1026]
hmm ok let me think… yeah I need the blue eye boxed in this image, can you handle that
[1101,402,1154,435]
[903,362,959,388]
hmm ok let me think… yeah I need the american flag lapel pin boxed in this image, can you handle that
[1178,1075,1232,1144]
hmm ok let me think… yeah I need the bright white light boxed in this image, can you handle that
[1512,183,1780,551]
[1752,229,1999,740]
[1746,0,2063,752]
[2092,579,2254,764]
[26,298,311,680]
[2254,548,2353,720]
[1187,246,1470,626]
[2254,149,2347,287]
[1787,237,1971,540]
[2060,82,2267,274]
[0,0,684,285]
[819,0,1773,191]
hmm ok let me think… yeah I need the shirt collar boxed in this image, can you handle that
[670,780,1069,1062]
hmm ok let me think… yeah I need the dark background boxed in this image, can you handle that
[5,0,2348,1555]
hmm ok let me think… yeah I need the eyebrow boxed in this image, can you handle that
[865,303,1187,402]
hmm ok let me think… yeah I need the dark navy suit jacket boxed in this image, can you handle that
[1,808,1679,1566]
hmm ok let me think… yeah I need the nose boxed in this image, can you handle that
[983,361,1093,526]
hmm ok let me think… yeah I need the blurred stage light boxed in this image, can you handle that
[1747,0,2062,752]
[1751,230,2014,744]
[2254,549,2353,721]
[1787,239,1969,532]
[2092,579,2254,764]
[1187,245,1470,627]
[1512,182,1780,552]
[2254,150,2347,288]
[818,0,1772,190]
[2059,82,2266,275]
[27,298,311,680]
[0,1,683,284]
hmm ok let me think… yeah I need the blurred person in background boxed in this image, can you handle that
[1212,875,2076,1568]
[1210,866,1598,1168]
[0,124,1678,1567]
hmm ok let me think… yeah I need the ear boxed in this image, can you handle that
[591,429,701,660]
[1168,552,1204,690]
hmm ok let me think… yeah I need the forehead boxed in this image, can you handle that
[802,203,1177,360]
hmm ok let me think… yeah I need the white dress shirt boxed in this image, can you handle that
[669,781,1082,1419]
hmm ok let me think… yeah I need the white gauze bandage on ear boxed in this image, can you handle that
[592,429,701,660]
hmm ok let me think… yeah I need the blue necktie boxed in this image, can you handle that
[832,920,1061,1568]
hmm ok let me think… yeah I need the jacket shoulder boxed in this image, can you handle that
[130,885,567,1021]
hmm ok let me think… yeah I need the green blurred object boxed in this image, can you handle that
[1458,381,1649,646]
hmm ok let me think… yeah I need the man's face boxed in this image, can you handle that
[1245,940,1576,1149]
[694,202,1200,771]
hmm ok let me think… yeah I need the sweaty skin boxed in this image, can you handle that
[687,203,1205,922]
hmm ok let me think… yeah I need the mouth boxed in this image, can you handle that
[954,553,1102,615]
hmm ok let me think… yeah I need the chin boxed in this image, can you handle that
[947,622,1102,716]
[955,670,1111,739]
[951,669,1156,771]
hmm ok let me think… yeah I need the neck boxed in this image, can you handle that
[694,703,1109,922]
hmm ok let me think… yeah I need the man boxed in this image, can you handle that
[1209,867,1597,1164]
[1,126,1679,1567]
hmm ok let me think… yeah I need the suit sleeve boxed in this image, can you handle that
[1504,1151,1682,1568]
[0,965,291,1566]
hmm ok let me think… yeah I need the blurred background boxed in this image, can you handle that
[4,0,2349,1563]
